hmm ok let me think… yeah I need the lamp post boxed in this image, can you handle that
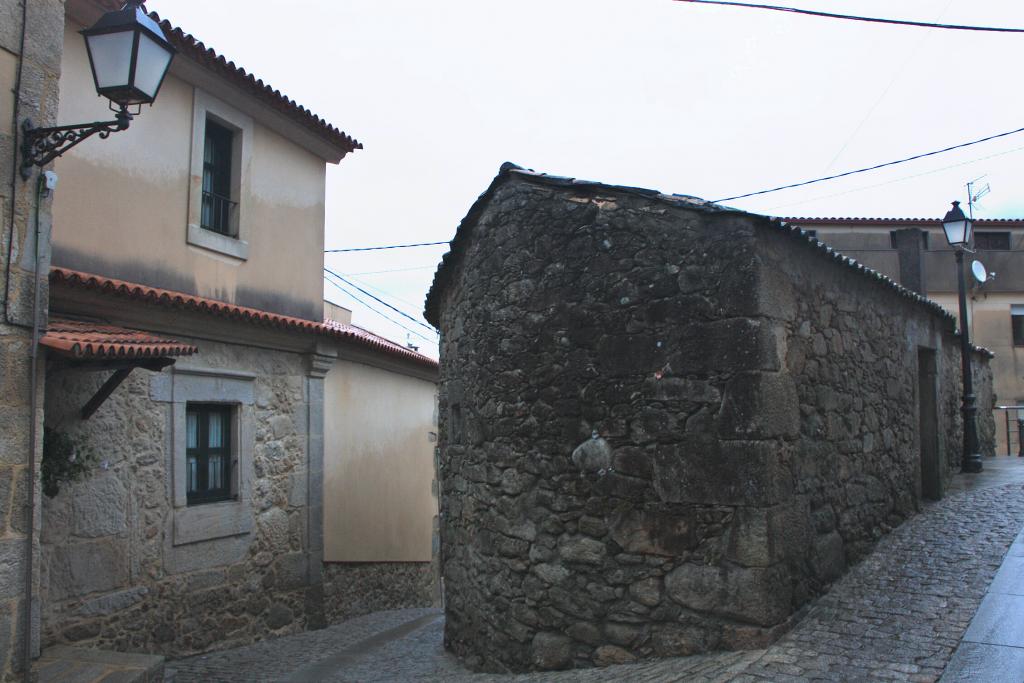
[19,0,175,179]
[941,200,983,473]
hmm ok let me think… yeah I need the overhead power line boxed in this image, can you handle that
[325,240,449,253]
[766,144,1024,211]
[346,273,423,310]
[323,271,436,345]
[713,125,1024,203]
[324,267,437,333]
[675,0,1024,33]
[337,265,437,276]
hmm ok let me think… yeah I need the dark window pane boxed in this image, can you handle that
[186,403,233,505]
[975,232,1010,251]
[201,119,235,235]
[1013,315,1024,347]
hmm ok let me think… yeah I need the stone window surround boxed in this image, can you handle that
[186,89,253,262]
[151,365,256,546]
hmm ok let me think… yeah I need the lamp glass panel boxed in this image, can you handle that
[943,220,968,245]
[85,31,134,88]
[133,32,173,98]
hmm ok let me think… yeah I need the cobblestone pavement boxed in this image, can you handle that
[168,481,1024,682]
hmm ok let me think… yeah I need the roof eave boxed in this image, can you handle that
[166,56,358,164]
[66,0,361,163]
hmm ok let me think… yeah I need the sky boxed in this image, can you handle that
[149,0,1024,358]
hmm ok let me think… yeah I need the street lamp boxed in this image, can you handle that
[20,0,175,179]
[942,200,983,473]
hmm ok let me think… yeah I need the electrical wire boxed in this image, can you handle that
[325,240,449,253]
[323,271,437,344]
[345,273,423,310]
[336,265,438,276]
[713,125,1024,203]
[766,145,1024,212]
[324,267,437,333]
[821,0,956,174]
[675,0,1024,33]
[328,281,435,346]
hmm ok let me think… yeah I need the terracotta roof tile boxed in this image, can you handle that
[50,267,438,369]
[782,216,1024,226]
[147,10,361,157]
[323,318,430,361]
[42,317,198,360]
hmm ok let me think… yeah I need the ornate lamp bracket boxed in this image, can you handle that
[20,107,133,180]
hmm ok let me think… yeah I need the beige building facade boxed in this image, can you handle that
[54,2,346,320]
[0,0,440,677]
[786,217,1024,456]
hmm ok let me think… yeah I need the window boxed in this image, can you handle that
[201,119,235,235]
[975,231,1011,251]
[889,231,929,250]
[1014,305,1024,347]
[187,92,252,260]
[186,403,233,505]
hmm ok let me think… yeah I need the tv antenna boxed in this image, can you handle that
[966,175,991,220]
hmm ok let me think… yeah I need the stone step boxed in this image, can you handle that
[34,645,164,683]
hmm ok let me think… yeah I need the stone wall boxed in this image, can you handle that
[425,166,994,672]
[322,562,439,623]
[973,357,996,459]
[39,332,438,657]
[0,0,65,678]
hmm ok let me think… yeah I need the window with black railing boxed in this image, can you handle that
[201,119,236,235]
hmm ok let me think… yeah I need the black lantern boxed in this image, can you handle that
[81,1,175,108]
[942,199,983,473]
[941,200,973,247]
[20,1,176,179]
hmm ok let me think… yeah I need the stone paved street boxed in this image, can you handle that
[168,477,1024,682]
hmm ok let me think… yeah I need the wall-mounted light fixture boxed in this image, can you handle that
[19,0,175,180]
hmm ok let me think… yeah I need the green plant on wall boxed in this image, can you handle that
[41,428,95,497]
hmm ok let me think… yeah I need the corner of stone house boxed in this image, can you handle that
[712,215,811,638]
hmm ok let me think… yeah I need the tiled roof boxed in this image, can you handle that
[323,319,432,362]
[42,317,198,360]
[783,217,1024,227]
[148,11,362,157]
[424,163,995,359]
[50,267,438,369]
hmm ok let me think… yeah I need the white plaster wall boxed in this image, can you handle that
[52,21,327,320]
[323,361,437,562]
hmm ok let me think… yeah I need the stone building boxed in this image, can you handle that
[424,164,995,672]
[0,0,440,678]
[0,0,65,677]
[784,216,1024,456]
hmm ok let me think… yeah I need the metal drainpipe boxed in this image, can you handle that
[7,2,40,679]
[22,174,44,683]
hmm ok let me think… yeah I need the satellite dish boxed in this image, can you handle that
[971,260,988,284]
